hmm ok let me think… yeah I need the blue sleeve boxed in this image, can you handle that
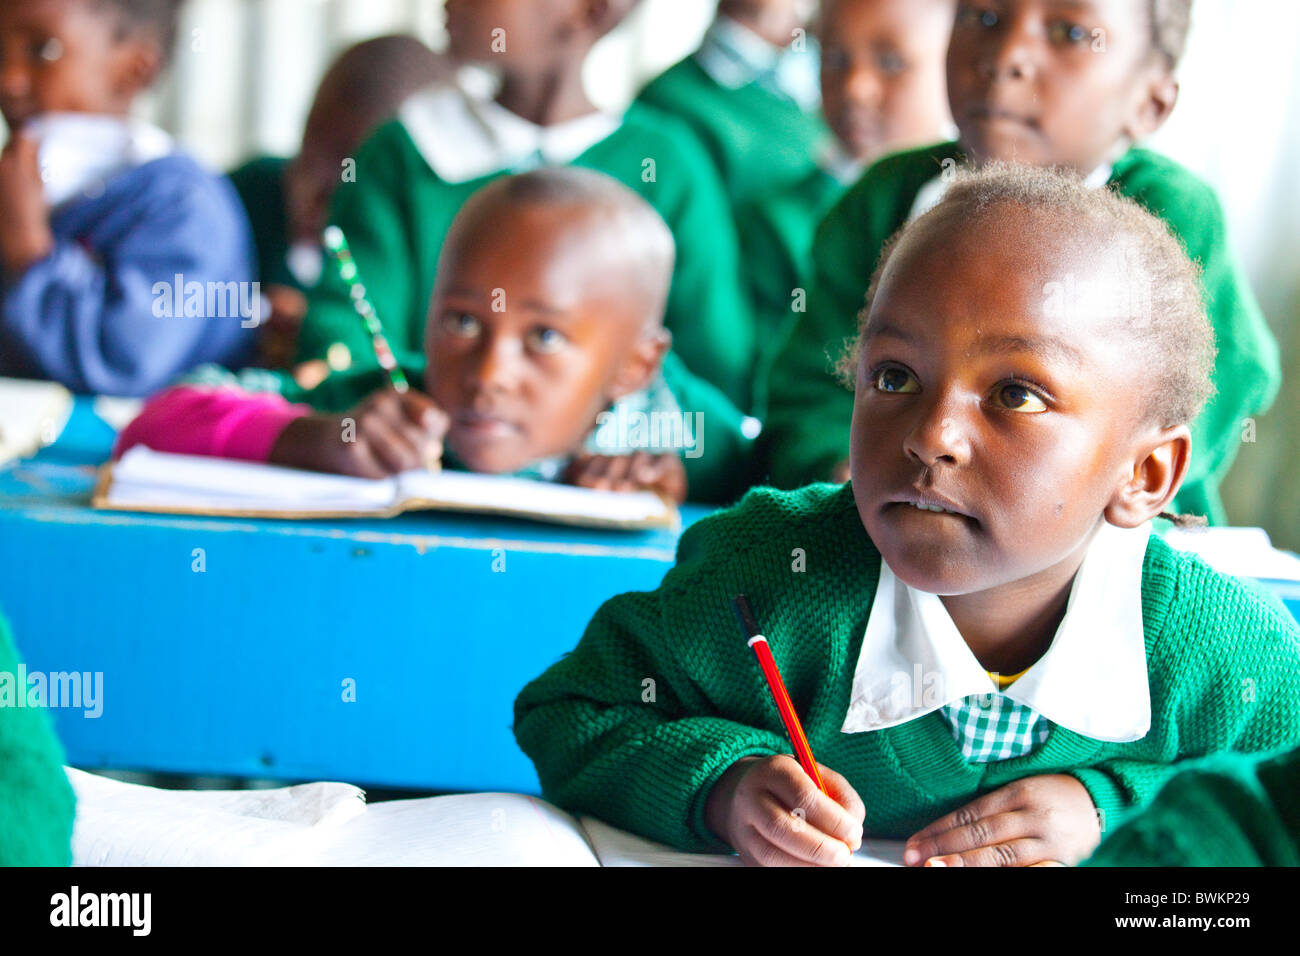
[0,161,257,396]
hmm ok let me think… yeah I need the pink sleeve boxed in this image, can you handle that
[113,385,312,462]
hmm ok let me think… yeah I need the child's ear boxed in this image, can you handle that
[111,37,164,102]
[1124,67,1179,142]
[1104,424,1192,528]
[606,328,671,401]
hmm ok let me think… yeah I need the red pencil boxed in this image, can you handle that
[731,594,828,795]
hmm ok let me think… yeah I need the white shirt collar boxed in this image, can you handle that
[695,15,821,109]
[398,78,622,184]
[842,520,1153,742]
[24,112,174,208]
[907,159,1114,222]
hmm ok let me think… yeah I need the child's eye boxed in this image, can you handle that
[958,5,1000,29]
[526,327,568,354]
[876,50,907,75]
[994,383,1048,413]
[872,366,920,394]
[442,313,481,337]
[823,47,850,73]
[1048,21,1090,45]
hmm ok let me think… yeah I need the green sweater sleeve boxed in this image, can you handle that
[1068,539,1300,826]
[620,105,757,411]
[765,144,960,487]
[0,612,76,866]
[296,121,427,377]
[513,505,793,852]
[659,350,759,505]
[1084,747,1300,866]
[1113,150,1282,523]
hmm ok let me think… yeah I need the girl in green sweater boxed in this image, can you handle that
[514,165,1300,867]
[766,0,1280,524]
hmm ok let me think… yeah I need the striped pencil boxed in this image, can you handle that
[731,594,829,795]
[321,225,409,394]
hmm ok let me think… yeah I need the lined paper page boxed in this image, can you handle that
[396,468,673,527]
[579,816,906,867]
[313,793,599,867]
[107,447,397,512]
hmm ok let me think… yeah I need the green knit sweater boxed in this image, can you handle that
[0,611,76,865]
[765,142,1282,524]
[227,155,299,292]
[1085,746,1300,866]
[296,102,758,411]
[734,167,844,424]
[513,483,1300,853]
[636,55,830,208]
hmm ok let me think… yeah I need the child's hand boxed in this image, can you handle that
[269,388,448,478]
[0,133,54,277]
[704,755,865,867]
[565,451,687,503]
[904,774,1101,867]
[831,458,851,483]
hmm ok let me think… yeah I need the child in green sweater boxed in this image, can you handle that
[0,610,76,866]
[513,165,1300,866]
[1084,745,1300,866]
[117,168,757,504]
[635,0,829,208]
[737,0,956,420]
[227,35,447,371]
[296,0,758,411]
[766,0,1280,524]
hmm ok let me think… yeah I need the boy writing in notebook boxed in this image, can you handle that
[295,0,758,411]
[0,0,256,396]
[115,168,756,504]
[738,0,955,419]
[513,166,1300,866]
[765,0,1279,523]
[227,35,448,372]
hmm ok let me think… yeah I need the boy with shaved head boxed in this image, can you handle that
[116,168,758,505]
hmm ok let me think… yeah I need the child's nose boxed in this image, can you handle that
[844,62,884,107]
[466,335,518,393]
[902,395,972,468]
[981,14,1039,83]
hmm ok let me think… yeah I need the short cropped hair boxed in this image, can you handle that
[1150,0,1193,69]
[838,162,1215,430]
[451,167,676,332]
[96,0,183,65]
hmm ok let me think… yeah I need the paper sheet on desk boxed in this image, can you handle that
[579,815,905,867]
[0,378,72,465]
[98,447,677,529]
[68,768,367,866]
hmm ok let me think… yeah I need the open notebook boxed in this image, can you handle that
[93,447,678,530]
[68,770,905,867]
[0,378,73,466]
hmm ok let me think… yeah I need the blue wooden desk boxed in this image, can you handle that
[0,400,710,792]
[4,401,1299,794]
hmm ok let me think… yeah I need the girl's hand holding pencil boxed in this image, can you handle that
[704,755,866,867]
[270,387,449,479]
